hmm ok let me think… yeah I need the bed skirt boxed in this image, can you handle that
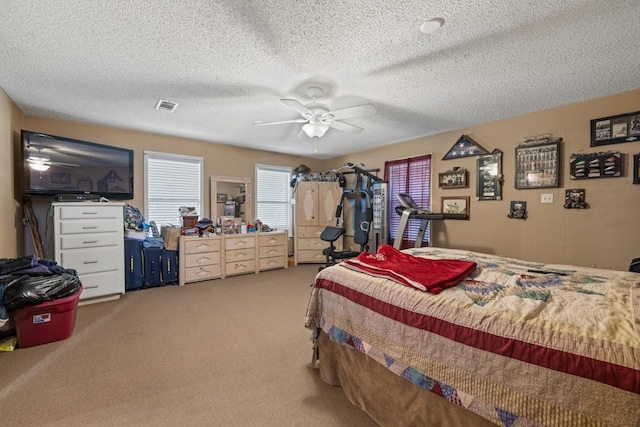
[315,331,497,427]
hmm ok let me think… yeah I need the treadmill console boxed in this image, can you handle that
[396,193,421,210]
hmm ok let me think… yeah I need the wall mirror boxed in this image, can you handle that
[210,175,252,226]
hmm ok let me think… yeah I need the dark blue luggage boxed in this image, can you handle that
[161,249,178,284]
[124,238,144,291]
[143,247,162,288]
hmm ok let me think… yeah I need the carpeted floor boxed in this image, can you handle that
[0,264,377,426]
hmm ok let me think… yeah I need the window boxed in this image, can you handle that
[145,151,203,227]
[255,164,292,235]
[384,154,432,248]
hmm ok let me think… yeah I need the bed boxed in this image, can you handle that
[304,246,640,426]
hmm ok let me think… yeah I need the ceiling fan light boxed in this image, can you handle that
[29,162,50,171]
[302,122,329,139]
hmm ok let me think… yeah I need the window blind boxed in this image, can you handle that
[255,164,292,235]
[384,154,432,248]
[145,151,203,227]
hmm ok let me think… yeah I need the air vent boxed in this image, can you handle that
[155,99,178,112]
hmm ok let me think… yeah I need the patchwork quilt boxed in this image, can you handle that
[305,247,640,426]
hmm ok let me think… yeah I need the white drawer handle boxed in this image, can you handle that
[268,238,277,243]
[235,264,247,269]
[267,249,277,254]
[267,260,277,265]
[234,241,248,246]
[83,260,99,264]
[82,212,99,215]
[235,252,247,258]
[82,226,98,229]
[197,256,212,263]
[84,285,99,289]
[196,268,211,276]
[83,240,99,244]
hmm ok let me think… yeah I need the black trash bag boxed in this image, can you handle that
[2,273,82,311]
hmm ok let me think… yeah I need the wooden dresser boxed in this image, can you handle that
[257,231,288,272]
[293,181,342,265]
[223,234,256,278]
[178,235,222,286]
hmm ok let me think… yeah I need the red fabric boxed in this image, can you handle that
[342,244,476,294]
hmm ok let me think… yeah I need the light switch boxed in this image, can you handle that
[541,194,553,203]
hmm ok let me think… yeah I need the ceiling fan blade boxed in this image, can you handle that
[328,104,376,120]
[327,120,364,134]
[281,99,311,116]
[252,118,308,127]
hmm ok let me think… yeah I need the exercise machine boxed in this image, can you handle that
[393,193,444,249]
[319,163,388,269]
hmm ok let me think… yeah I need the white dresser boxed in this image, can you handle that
[53,202,125,304]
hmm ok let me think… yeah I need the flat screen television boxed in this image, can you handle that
[22,130,134,200]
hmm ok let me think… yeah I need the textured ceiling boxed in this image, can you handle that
[1,1,639,160]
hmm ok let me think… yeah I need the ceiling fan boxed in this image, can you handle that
[252,87,376,139]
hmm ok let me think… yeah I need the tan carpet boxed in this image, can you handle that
[0,265,377,426]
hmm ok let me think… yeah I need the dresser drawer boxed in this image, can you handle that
[58,205,123,220]
[184,265,221,282]
[297,238,328,251]
[225,260,256,276]
[59,247,120,274]
[259,257,285,270]
[224,236,255,251]
[185,252,220,268]
[59,218,122,235]
[226,248,255,263]
[259,233,285,247]
[183,238,220,254]
[259,245,285,258]
[59,233,121,250]
[78,270,123,300]
[297,250,326,263]
[297,227,324,239]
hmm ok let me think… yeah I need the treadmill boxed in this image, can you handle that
[393,193,444,249]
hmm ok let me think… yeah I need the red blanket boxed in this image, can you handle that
[342,245,476,293]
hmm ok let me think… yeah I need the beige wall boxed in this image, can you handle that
[0,88,23,258]
[330,88,640,271]
[3,88,640,270]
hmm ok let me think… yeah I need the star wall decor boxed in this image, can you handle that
[442,135,489,160]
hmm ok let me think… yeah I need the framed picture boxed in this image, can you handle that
[570,151,621,180]
[564,189,587,209]
[515,139,561,189]
[216,193,227,203]
[441,196,470,219]
[507,201,527,219]
[634,154,640,184]
[438,168,468,189]
[476,150,502,200]
[591,110,640,146]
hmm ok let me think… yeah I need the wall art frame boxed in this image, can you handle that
[564,189,587,209]
[570,151,621,180]
[441,196,470,219]
[507,201,527,219]
[438,167,468,189]
[476,150,503,200]
[514,139,561,189]
[442,135,488,160]
[634,154,640,184]
[216,193,227,203]
[591,110,640,146]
